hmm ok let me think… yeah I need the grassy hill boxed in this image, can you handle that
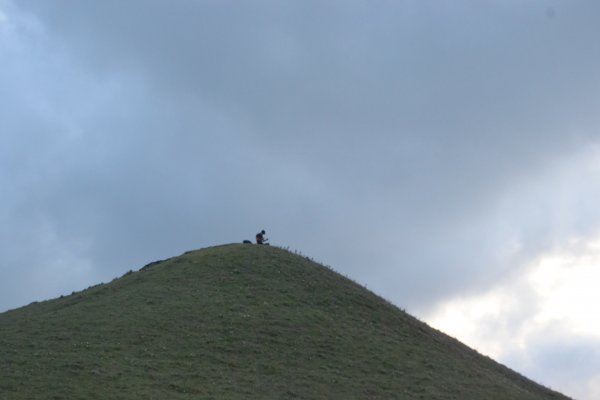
[0,244,570,399]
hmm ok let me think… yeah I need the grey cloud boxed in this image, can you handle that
[503,329,600,400]
[4,0,600,315]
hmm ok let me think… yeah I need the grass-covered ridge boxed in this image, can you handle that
[0,244,570,399]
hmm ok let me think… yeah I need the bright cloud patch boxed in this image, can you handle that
[425,236,600,400]
[530,244,600,337]
[0,2,9,33]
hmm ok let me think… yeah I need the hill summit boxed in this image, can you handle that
[0,244,570,399]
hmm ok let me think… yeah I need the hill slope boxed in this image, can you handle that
[0,244,570,399]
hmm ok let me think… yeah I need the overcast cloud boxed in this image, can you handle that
[2,1,600,398]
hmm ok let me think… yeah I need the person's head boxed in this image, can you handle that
[261,230,265,234]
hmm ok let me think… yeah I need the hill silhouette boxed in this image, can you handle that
[0,244,570,399]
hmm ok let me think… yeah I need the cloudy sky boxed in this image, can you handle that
[2,0,600,398]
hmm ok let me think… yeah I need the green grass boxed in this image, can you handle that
[0,244,570,399]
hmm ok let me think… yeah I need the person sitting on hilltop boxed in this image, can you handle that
[256,230,268,245]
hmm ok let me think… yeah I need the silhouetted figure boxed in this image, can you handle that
[256,230,268,245]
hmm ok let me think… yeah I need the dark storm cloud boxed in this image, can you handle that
[3,0,600,315]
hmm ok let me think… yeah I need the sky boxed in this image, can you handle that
[1,1,600,398]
